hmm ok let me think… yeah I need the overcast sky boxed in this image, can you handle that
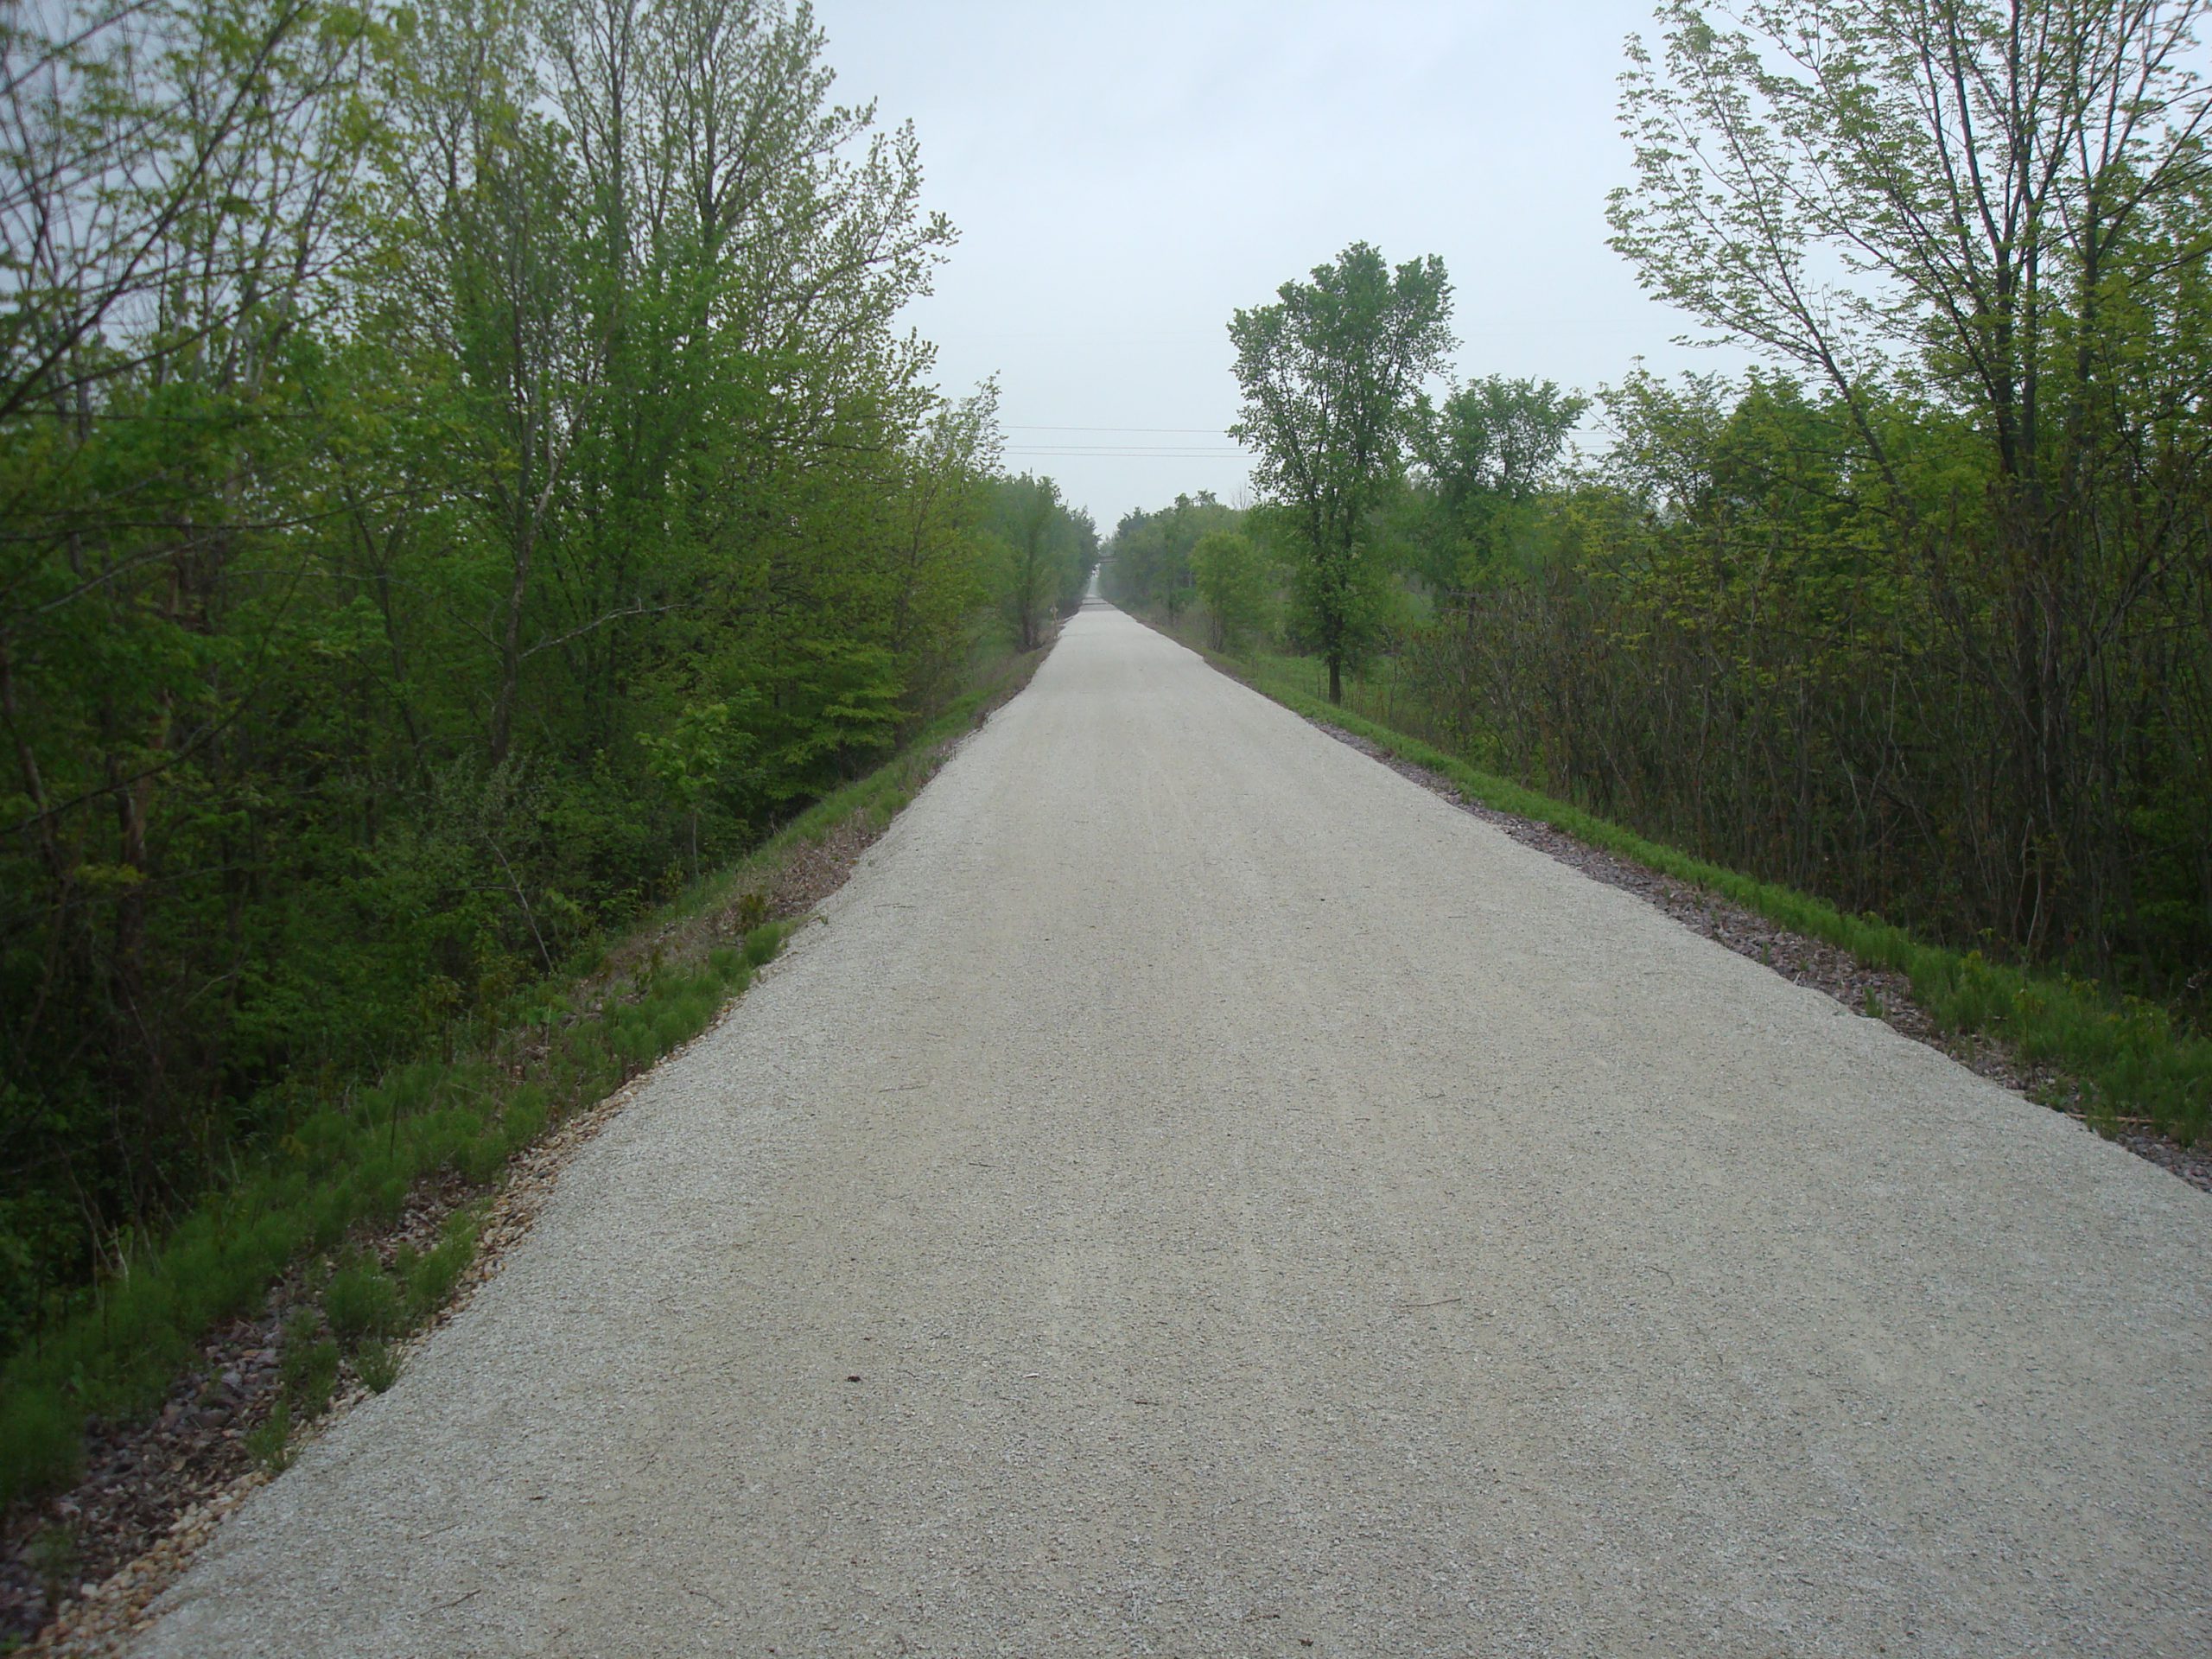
[809,0,1745,530]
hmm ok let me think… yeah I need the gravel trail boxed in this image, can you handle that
[137,606,2212,1657]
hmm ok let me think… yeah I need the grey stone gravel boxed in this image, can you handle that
[136,606,2212,1657]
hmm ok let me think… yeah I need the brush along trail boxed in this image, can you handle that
[137,604,2210,1656]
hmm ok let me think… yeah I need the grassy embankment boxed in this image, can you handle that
[1200,634,2209,1151]
[0,639,1052,1510]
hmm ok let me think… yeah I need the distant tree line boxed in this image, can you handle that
[0,0,1089,1351]
[984,474,1096,651]
[1119,1,2212,1013]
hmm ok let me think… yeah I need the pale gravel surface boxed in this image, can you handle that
[137,606,2212,1657]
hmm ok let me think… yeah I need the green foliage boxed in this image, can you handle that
[24,1522,77,1613]
[1229,242,1455,702]
[0,1391,82,1510]
[640,702,745,880]
[1190,531,1269,652]
[1215,5,2212,1052]
[323,1262,405,1348]
[1402,376,1586,597]
[1371,359,2212,1017]
[354,1341,400,1395]
[0,632,1046,1512]
[0,0,1011,1377]
[741,924,787,970]
[279,1315,340,1421]
[397,1211,480,1320]
[1103,492,1241,620]
[1608,0,2212,971]
[985,474,1096,649]
[245,1400,295,1476]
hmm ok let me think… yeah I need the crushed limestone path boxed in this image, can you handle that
[137,605,2212,1657]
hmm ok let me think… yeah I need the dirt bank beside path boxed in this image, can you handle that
[137,606,2211,1657]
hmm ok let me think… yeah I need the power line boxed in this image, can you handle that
[1007,425,1236,435]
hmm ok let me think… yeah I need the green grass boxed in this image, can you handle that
[243,1400,293,1476]
[1225,647,2210,1150]
[354,1340,399,1395]
[394,1209,479,1322]
[0,635,1056,1512]
[0,933,784,1510]
[322,1258,405,1347]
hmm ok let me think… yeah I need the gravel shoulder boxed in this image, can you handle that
[135,605,2212,1657]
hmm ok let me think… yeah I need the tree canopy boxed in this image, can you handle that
[1403,377,1587,600]
[0,0,1060,1356]
[986,474,1096,651]
[1102,491,1239,620]
[1611,0,2212,957]
[1228,242,1454,702]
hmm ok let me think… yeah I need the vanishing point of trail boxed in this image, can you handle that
[139,606,2212,1656]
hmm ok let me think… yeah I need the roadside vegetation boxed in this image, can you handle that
[1109,1,2212,1147]
[0,634,1057,1529]
[0,0,1093,1513]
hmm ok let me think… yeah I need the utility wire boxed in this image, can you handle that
[1007,425,1237,435]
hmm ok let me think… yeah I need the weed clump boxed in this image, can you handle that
[245,1400,293,1476]
[278,1313,339,1421]
[323,1262,404,1348]
[26,1522,77,1612]
[398,1211,479,1320]
[741,922,785,969]
[354,1342,400,1395]
[0,1389,83,1508]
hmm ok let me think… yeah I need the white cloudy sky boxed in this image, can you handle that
[809,0,1746,529]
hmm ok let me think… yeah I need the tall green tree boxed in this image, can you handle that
[1407,377,1586,600]
[0,0,1005,1357]
[1102,490,1237,618]
[1610,0,2212,956]
[0,0,381,1264]
[1229,242,1454,702]
[1190,530,1267,652]
[987,474,1091,650]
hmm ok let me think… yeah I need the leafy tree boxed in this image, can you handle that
[639,702,743,880]
[1610,0,2212,956]
[987,474,1091,651]
[1229,242,1455,702]
[1190,530,1268,652]
[0,0,1007,1361]
[1101,491,1237,617]
[1407,377,1587,599]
